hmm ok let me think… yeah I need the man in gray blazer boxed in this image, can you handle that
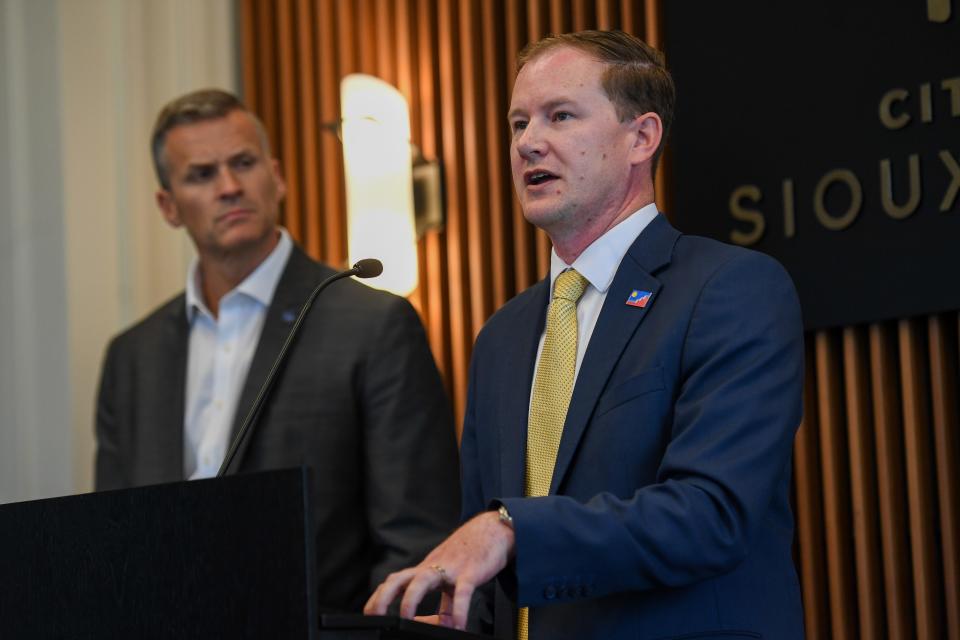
[94,89,460,613]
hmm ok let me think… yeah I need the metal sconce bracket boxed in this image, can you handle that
[412,145,444,238]
[323,120,445,238]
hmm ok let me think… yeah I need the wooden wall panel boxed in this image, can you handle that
[620,0,640,34]
[459,0,494,335]
[795,340,830,638]
[549,0,570,34]
[843,328,884,639]
[481,1,512,310]
[870,322,915,640]
[238,2,960,637]
[415,0,452,389]
[504,4,534,292]
[393,0,421,317]
[276,0,301,240]
[294,0,321,257]
[375,0,397,84]
[929,315,960,638]
[437,0,472,415]
[571,0,592,32]
[253,0,279,150]
[239,0,258,121]
[596,0,617,29]
[357,0,378,74]
[316,0,345,265]
[815,331,858,639]
[900,320,945,640]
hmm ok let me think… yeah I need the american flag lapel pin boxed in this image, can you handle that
[625,290,652,308]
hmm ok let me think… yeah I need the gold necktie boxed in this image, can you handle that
[518,268,588,640]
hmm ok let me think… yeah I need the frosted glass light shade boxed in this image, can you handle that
[341,74,418,296]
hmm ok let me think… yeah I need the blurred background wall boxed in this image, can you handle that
[0,0,235,503]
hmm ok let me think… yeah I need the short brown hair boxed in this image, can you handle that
[517,30,676,172]
[150,88,271,189]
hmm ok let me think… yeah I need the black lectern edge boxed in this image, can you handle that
[0,467,316,639]
[320,614,489,639]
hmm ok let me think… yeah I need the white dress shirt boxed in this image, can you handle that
[183,228,293,479]
[532,203,660,393]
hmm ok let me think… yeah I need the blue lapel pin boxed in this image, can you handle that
[625,290,652,308]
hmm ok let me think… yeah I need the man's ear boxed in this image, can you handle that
[628,111,663,166]
[156,189,182,228]
[270,158,288,201]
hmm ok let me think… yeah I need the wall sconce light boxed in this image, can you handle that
[340,74,443,297]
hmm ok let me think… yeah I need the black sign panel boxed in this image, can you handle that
[662,1,960,329]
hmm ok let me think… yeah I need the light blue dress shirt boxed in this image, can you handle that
[182,228,293,479]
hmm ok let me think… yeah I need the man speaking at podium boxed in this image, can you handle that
[94,89,460,613]
[366,31,805,638]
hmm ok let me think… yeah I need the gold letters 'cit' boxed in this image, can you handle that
[879,76,960,130]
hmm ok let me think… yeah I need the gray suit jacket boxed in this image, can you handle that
[95,246,460,612]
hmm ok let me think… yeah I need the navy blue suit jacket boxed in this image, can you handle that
[460,214,805,639]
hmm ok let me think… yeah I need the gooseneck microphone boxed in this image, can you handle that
[351,258,383,279]
[217,258,383,477]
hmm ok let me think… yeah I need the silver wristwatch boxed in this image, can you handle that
[497,504,514,529]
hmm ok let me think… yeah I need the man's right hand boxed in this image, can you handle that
[364,510,515,631]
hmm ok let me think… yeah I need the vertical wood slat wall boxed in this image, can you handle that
[793,319,960,639]
[237,1,960,637]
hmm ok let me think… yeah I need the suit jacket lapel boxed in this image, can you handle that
[227,247,322,469]
[154,299,188,480]
[550,214,680,494]
[499,278,550,498]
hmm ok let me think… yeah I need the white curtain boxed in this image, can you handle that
[0,0,236,503]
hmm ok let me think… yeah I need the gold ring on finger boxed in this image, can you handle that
[430,564,449,583]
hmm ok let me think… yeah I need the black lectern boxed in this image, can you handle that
[320,614,487,639]
[0,469,484,639]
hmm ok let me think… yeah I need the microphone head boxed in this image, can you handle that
[352,258,383,278]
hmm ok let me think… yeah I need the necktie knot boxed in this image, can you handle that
[553,269,588,303]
